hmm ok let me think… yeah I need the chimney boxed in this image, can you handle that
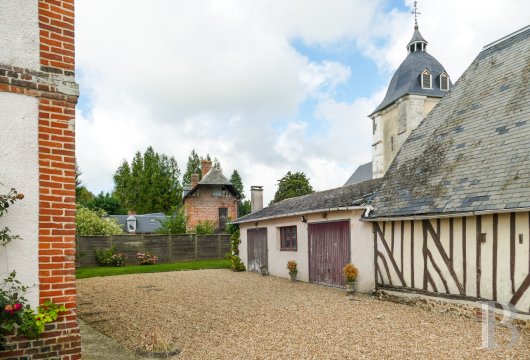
[250,186,263,213]
[191,174,199,187]
[201,160,212,176]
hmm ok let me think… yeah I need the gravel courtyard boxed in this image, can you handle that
[77,269,530,359]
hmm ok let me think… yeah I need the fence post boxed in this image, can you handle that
[141,233,145,253]
[168,233,172,262]
[218,234,222,259]
[193,234,198,260]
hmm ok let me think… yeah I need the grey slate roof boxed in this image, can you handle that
[369,25,530,218]
[182,167,240,201]
[344,162,373,186]
[233,178,382,224]
[407,25,427,48]
[370,48,451,116]
[110,213,167,234]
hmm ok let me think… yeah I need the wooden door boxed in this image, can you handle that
[247,228,268,272]
[308,221,350,287]
[218,208,228,231]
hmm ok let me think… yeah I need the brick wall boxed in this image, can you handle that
[184,186,238,231]
[0,1,80,359]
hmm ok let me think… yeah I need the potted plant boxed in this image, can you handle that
[287,260,298,281]
[343,263,359,296]
[259,265,268,276]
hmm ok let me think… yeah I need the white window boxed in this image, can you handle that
[421,69,432,89]
[440,72,449,91]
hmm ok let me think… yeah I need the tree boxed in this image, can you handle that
[75,163,94,205]
[85,192,126,215]
[75,205,123,236]
[182,150,223,187]
[230,169,251,217]
[156,206,187,235]
[272,171,314,204]
[113,146,182,214]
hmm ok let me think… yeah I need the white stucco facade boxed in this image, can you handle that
[0,92,40,306]
[239,209,375,293]
[0,0,40,71]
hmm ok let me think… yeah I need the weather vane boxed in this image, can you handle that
[411,1,421,26]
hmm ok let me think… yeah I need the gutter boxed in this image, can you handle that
[231,205,367,225]
[362,207,530,222]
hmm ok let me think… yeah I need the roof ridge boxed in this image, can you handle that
[482,25,530,50]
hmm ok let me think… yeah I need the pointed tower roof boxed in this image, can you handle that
[407,24,428,50]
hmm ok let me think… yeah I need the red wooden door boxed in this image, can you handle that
[308,221,350,287]
[247,228,268,272]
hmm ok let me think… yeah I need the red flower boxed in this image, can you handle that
[13,303,22,311]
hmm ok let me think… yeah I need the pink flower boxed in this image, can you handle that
[13,303,22,311]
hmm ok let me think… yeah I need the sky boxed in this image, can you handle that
[75,0,530,204]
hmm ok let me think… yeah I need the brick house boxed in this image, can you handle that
[183,161,239,232]
[0,0,81,358]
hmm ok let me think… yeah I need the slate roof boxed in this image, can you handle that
[182,167,240,201]
[110,213,167,234]
[407,25,427,48]
[370,51,451,116]
[369,25,530,218]
[233,178,382,224]
[344,162,373,186]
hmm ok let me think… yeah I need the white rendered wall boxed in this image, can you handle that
[0,0,40,70]
[0,93,40,306]
[239,209,375,293]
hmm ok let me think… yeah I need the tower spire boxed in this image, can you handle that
[411,1,421,29]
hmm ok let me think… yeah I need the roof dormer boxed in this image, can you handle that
[421,69,432,89]
[439,72,450,91]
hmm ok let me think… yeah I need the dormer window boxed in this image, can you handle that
[421,69,432,89]
[440,72,449,91]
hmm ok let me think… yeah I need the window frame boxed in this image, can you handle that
[279,226,297,251]
[421,69,432,89]
[439,72,449,91]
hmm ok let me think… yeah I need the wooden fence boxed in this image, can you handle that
[76,234,231,267]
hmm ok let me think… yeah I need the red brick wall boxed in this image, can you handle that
[185,186,238,231]
[0,1,80,359]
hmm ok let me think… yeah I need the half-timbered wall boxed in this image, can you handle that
[374,212,530,314]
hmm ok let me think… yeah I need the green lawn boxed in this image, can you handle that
[76,259,231,279]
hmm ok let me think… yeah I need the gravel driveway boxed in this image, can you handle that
[78,269,529,359]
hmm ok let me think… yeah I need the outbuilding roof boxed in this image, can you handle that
[369,25,530,218]
[233,178,382,224]
[344,162,373,186]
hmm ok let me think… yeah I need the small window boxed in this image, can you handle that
[421,70,432,89]
[280,226,297,251]
[390,136,394,152]
[440,73,449,91]
[372,119,377,135]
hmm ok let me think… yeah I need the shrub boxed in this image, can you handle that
[137,252,158,265]
[287,260,298,275]
[194,220,215,235]
[229,228,245,272]
[76,204,123,236]
[342,263,359,282]
[157,206,187,235]
[95,246,126,267]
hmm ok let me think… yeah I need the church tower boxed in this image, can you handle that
[370,2,451,178]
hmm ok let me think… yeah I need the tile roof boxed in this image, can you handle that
[182,167,240,201]
[233,178,382,224]
[369,25,530,218]
[110,213,167,234]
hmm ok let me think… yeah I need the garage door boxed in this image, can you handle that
[308,221,350,287]
[247,228,268,272]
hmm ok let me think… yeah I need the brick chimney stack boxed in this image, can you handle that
[191,174,200,187]
[201,160,212,176]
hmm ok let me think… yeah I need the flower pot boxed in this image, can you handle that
[260,265,268,276]
[345,281,356,292]
[289,272,297,281]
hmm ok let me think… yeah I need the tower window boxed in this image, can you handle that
[421,70,432,89]
[440,72,449,91]
[390,136,394,152]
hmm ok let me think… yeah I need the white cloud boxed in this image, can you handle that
[75,0,530,204]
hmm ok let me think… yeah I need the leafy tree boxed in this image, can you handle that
[85,192,126,215]
[156,206,188,235]
[76,205,123,236]
[75,163,94,205]
[271,171,314,204]
[229,170,251,217]
[113,146,182,214]
[182,150,223,187]
[194,220,216,235]
[182,149,202,187]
